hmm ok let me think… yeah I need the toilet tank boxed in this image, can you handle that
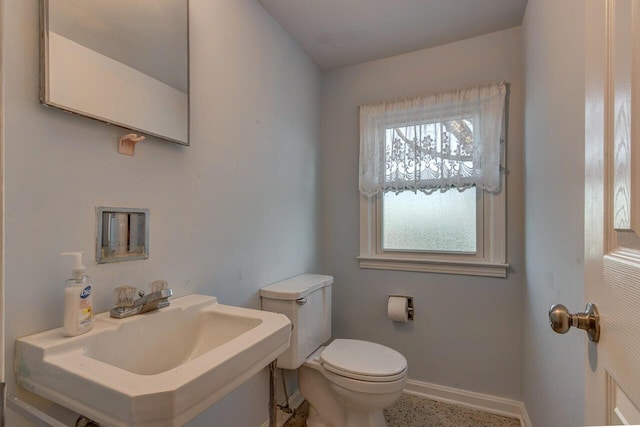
[260,274,333,369]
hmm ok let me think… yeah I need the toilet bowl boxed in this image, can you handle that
[260,275,408,427]
[299,340,407,427]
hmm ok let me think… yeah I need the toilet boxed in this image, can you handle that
[260,274,407,427]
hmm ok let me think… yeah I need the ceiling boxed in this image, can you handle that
[258,0,528,70]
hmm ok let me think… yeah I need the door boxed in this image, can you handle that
[585,0,640,424]
[0,0,5,423]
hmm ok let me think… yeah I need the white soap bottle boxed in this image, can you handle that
[61,252,94,336]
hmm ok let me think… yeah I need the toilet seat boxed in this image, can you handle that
[321,367,407,394]
[322,363,407,382]
[320,339,407,382]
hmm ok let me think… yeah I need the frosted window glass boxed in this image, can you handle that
[382,189,477,253]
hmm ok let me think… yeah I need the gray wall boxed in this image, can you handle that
[3,0,592,424]
[522,1,586,426]
[320,27,525,400]
[3,0,321,425]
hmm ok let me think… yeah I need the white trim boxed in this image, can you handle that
[358,256,508,277]
[520,405,533,427]
[404,379,531,427]
[258,381,532,427]
[376,189,486,259]
[259,390,305,427]
[0,0,5,391]
[359,184,507,278]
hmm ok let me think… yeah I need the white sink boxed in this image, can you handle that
[15,294,291,426]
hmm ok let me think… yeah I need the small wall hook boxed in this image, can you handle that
[118,133,145,156]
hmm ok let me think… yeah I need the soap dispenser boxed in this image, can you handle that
[61,252,94,336]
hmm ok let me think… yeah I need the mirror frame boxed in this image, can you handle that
[39,0,190,146]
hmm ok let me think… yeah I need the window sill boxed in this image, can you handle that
[357,256,509,278]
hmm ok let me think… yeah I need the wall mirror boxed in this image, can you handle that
[41,0,189,145]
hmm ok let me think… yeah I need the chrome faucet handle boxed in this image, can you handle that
[149,280,172,311]
[150,280,169,293]
[114,286,137,308]
[110,284,173,319]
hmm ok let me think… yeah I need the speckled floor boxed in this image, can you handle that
[283,394,520,427]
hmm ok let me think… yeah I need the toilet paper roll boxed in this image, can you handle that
[388,296,409,322]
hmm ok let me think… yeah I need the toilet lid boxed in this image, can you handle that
[320,339,407,381]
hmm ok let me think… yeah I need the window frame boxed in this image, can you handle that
[358,106,508,278]
[359,188,507,277]
[379,188,483,256]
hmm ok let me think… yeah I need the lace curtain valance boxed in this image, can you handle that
[358,82,506,197]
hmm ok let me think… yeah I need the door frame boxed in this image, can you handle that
[0,0,5,423]
[584,0,608,423]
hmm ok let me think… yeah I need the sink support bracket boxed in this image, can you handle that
[1,382,4,427]
[5,392,66,427]
[269,360,277,427]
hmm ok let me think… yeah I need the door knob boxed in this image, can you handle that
[548,303,600,342]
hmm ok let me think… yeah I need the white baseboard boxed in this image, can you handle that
[259,380,533,427]
[404,379,532,427]
[260,390,305,427]
[520,405,532,427]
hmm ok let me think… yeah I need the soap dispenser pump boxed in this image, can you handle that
[61,251,94,336]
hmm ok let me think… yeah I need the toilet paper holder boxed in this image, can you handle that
[389,295,414,321]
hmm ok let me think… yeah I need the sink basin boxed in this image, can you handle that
[15,294,291,426]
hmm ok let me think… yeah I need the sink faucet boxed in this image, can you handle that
[110,281,174,319]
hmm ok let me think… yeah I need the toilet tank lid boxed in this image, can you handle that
[260,274,333,300]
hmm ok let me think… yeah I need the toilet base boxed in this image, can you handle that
[298,362,404,427]
[299,364,346,427]
[305,403,387,427]
[347,411,387,427]
[329,382,398,427]
[305,405,328,427]
[343,408,387,427]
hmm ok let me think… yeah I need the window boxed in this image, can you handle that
[358,83,508,277]
[382,189,477,253]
